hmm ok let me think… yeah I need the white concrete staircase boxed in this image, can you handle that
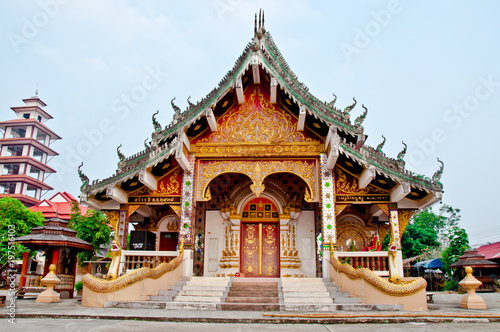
[105,276,403,312]
[165,276,231,310]
[280,277,403,312]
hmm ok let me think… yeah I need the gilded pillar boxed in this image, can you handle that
[389,204,404,276]
[389,204,401,248]
[117,209,128,249]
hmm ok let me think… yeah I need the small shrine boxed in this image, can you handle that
[15,217,92,298]
[450,249,500,292]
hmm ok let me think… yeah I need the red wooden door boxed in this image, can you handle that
[241,223,279,277]
[159,232,178,251]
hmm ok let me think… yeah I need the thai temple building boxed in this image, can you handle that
[0,94,60,206]
[80,13,443,310]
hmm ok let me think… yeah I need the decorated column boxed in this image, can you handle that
[117,209,129,249]
[389,203,403,277]
[320,153,336,277]
[179,154,196,247]
[179,154,196,277]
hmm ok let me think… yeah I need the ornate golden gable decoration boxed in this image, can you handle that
[195,86,322,157]
[335,167,387,195]
[202,86,312,143]
[197,159,318,202]
[130,167,181,197]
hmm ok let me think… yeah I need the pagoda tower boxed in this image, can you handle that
[0,94,60,206]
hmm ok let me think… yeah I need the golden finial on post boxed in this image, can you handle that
[464,266,473,277]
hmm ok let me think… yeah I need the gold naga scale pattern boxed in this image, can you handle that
[197,159,318,202]
[329,255,426,296]
[81,255,183,293]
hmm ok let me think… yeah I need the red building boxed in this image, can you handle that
[30,191,88,221]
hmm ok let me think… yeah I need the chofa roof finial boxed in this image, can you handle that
[78,162,89,190]
[187,96,195,109]
[171,97,181,114]
[254,13,257,36]
[376,135,386,153]
[254,9,265,39]
[354,104,368,129]
[397,141,407,166]
[117,144,125,162]
[152,110,162,132]
[432,158,444,184]
[262,10,265,31]
[259,9,262,31]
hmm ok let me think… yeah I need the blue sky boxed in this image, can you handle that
[1,0,499,245]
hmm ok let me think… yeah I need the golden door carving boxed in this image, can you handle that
[241,223,279,277]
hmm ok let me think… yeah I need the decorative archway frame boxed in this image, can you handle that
[196,159,319,203]
[237,193,284,217]
[336,214,376,251]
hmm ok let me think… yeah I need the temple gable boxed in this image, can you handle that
[193,85,322,157]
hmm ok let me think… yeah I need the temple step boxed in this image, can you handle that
[280,277,361,305]
[166,277,230,308]
[220,303,281,311]
[164,302,219,310]
[221,278,279,311]
[105,276,404,312]
[225,296,279,304]
[281,303,404,311]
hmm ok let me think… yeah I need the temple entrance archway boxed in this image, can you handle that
[203,171,315,278]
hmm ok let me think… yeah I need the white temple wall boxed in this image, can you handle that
[296,210,316,277]
[203,210,225,277]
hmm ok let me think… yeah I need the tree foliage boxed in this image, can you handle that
[401,223,440,259]
[413,204,460,238]
[382,204,464,260]
[69,202,112,263]
[0,197,44,267]
[442,226,469,277]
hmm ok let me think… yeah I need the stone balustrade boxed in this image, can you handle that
[333,251,391,277]
[121,250,178,271]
